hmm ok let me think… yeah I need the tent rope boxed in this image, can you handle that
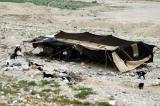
[49,46,73,58]
[154,46,160,53]
[155,46,160,50]
[119,48,134,61]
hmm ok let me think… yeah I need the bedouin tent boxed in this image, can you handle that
[24,31,155,73]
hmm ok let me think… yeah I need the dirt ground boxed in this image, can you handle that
[0,0,160,106]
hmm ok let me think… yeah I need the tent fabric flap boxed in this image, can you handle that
[112,52,151,72]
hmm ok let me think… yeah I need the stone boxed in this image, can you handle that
[22,65,29,71]
[129,72,135,77]
[152,79,160,86]
[108,99,117,106]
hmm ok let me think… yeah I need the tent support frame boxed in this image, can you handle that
[105,49,118,71]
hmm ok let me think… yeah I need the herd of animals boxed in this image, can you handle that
[5,45,147,89]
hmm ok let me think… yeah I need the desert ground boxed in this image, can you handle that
[0,0,160,106]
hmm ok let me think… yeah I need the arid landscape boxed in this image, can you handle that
[0,0,160,106]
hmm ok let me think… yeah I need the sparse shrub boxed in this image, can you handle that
[75,86,95,99]
[52,96,84,105]
[92,1,97,3]
[39,80,52,86]
[28,81,37,86]
[0,87,16,95]
[50,81,60,88]
[54,81,60,88]
[0,0,98,10]
[42,89,52,92]
[53,88,61,95]
[72,99,83,105]
[67,83,77,90]
[96,102,111,106]
[17,80,28,88]
[16,80,37,88]
[39,92,50,101]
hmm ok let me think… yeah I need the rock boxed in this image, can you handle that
[108,99,117,106]
[152,79,160,86]
[53,69,60,72]
[31,90,37,95]
[0,102,7,106]
[0,91,4,95]
[22,65,29,71]
[80,62,85,67]
[96,72,115,77]
[45,59,51,62]
[12,63,22,66]
[17,93,22,96]
[88,66,92,69]
[32,47,43,54]
[0,44,8,49]
[36,94,41,99]
[122,91,127,94]
[107,94,112,98]
[59,72,68,77]
[0,95,5,99]
[129,72,135,77]
[12,100,18,105]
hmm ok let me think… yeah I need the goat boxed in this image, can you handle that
[43,72,54,78]
[136,71,146,79]
[138,83,144,89]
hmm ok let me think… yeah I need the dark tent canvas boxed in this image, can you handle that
[24,31,155,72]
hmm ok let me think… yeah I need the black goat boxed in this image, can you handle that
[138,83,144,89]
[43,72,54,78]
[136,71,146,79]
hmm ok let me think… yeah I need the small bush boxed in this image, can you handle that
[0,87,16,95]
[42,89,52,92]
[28,81,37,86]
[96,102,111,106]
[52,96,85,105]
[39,92,50,101]
[67,83,77,90]
[75,87,95,99]
[53,88,61,95]
[39,80,52,86]
[54,81,60,88]
[17,80,28,88]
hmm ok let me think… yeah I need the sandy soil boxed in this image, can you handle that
[0,0,160,106]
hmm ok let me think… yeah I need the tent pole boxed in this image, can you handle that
[119,48,134,61]
[22,42,27,52]
[155,46,160,51]
[105,49,118,71]
[104,50,108,70]
[50,46,73,59]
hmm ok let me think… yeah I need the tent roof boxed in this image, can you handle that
[55,31,136,47]
[35,37,73,47]
[24,36,73,47]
